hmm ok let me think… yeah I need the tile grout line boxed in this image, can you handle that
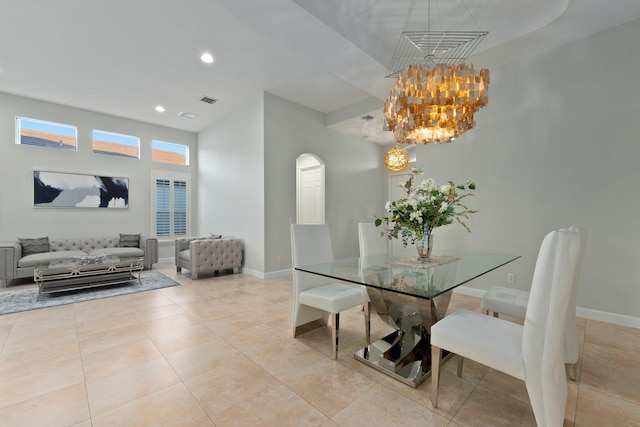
[73,303,95,426]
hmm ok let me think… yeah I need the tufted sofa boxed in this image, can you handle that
[0,236,158,287]
[175,237,243,279]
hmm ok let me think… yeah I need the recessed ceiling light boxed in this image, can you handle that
[178,111,198,119]
[155,105,165,113]
[200,53,214,64]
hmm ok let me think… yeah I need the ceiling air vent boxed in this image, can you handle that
[200,96,217,105]
[178,111,198,119]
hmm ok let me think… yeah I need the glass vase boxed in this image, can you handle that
[416,233,434,260]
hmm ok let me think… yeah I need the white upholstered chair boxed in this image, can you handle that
[357,222,388,257]
[480,226,586,380]
[431,228,581,427]
[290,224,370,359]
[357,222,389,297]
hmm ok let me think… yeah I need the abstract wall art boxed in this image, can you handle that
[34,171,129,208]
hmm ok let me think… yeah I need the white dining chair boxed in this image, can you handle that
[480,226,586,380]
[290,224,370,359]
[357,222,388,257]
[431,228,581,427]
[357,222,389,301]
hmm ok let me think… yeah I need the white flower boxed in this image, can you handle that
[439,183,452,194]
[374,166,477,243]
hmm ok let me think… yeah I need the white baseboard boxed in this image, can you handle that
[455,286,640,329]
[265,268,292,279]
[242,268,291,280]
[575,307,640,329]
[453,286,486,298]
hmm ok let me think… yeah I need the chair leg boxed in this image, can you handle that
[566,362,577,381]
[431,345,442,408]
[364,302,371,344]
[331,313,339,360]
[457,356,464,377]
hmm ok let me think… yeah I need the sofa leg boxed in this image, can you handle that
[177,266,181,273]
[191,272,198,280]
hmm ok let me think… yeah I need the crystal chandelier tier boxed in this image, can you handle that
[384,62,489,144]
[384,0,490,145]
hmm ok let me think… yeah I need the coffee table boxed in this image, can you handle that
[34,255,144,299]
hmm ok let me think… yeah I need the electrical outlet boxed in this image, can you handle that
[277,255,283,263]
[507,273,515,283]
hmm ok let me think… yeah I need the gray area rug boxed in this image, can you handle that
[0,271,180,315]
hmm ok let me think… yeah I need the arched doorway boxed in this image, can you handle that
[296,153,325,224]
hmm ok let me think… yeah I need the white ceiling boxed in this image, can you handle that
[1,0,638,141]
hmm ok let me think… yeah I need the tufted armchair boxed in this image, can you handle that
[175,237,243,279]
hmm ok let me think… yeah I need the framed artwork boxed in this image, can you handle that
[34,171,129,209]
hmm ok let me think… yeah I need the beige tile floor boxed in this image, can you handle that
[1,261,639,427]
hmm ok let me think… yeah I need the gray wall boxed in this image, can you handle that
[197,92,386,276]
[0,92,198,260]
[264,93,386,271]
[197,93,266,273]
[415,18,640,319]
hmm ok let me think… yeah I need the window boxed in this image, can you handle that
[152,171,190,238]
[151,140,189,165]
[173,180,188,235]
[16,117,77,150]
[93,130,140,158]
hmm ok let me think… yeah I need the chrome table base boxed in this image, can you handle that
[355,287,453,387]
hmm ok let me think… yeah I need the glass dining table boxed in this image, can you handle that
[295,249,520,388]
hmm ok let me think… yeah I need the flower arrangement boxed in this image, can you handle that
[375,167,478,247]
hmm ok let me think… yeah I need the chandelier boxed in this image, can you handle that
[384,0,490,144]
[384,145,409,171]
